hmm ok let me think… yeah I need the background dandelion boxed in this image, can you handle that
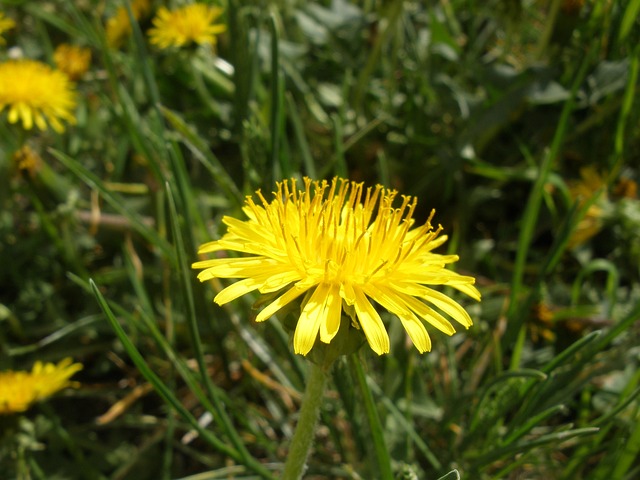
[105,0,151,48]
[148,4,226,49]
[53,44,92,81]
[0,11,14,44]
[0,59,76,132]
[0,359,82,414]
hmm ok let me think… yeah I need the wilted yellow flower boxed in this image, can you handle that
[105,0,151,48]
[193,177,481,356]
[529,302,556,343]
[54,44,92,80]
[561,0,585,15]
[148,3,226,50]
[0,12,15,45]
[568,167,607,248]
[13,144,42,177]
[614,177,637,199]
[0,59,76,133]
[0,358,82,414]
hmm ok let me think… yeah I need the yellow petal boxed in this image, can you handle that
[256,284,309,322]
[398,313,431,353]
[353,288,389,355]
[214,278,261,305]
[319,284,342,344]
[340,282,356,306]
[362,283,411,318]
[19,103,33,129]
[197,240,225,254]
[395,292,456,335]
[259,270,302,292]
[293,285,327,355]
[8,104,19,124]
[194,257,275,280]
[418,287,474,328]
[451,282,482,301]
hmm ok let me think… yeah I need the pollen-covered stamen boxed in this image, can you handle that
[412,224,444,255]
[366,259,389,282]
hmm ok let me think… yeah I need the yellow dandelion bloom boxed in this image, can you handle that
[148,3,226,50]
[193,177,481,356]
[0,12,15,45]
[0,358,82,414]
[0,59,76,133]
[105,0,151,48]
[54,44,92,80]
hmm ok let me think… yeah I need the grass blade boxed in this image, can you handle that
[166,182,270,476]
[89,279,240,461]
[349,355,393,479]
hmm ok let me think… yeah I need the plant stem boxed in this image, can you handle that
[282,362,329,480]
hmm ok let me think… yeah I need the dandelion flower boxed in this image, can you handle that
[54,44,92,80]
[193,177,481,356]
[0,59,76,133]
[0,358,82,414]
[148,3,226,50]
[105,0,151,48]
[0,12,15,45]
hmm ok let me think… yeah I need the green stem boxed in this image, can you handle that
[282,362,329,480]
[352,0,404,112]
[535,0,563,59]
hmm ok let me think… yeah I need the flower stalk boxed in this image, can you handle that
[281,362,329,480]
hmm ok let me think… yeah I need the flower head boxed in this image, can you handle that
[0,59,76,133]
[0,12,15,45]
[148,3,226,50]
[54,44,92,80]
[0,358,83,414]
[194,177,481,356]
[105,0,151,48]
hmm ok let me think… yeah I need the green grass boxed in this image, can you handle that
[1,1,639,479]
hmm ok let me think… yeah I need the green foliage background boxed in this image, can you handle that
[1,0,639,479]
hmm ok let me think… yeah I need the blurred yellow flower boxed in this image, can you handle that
[0,59,77,133]
[614,177,637,199]
[568,167,607,248]
[529,302,556,343]
[0,12,15,45]
[561,0,585,15]
[105,0,151,48]
[148,3,226,50]
[54,44,92,80]
[13,144,42,177]
[0,358,82,414]
[193,177,481,356]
